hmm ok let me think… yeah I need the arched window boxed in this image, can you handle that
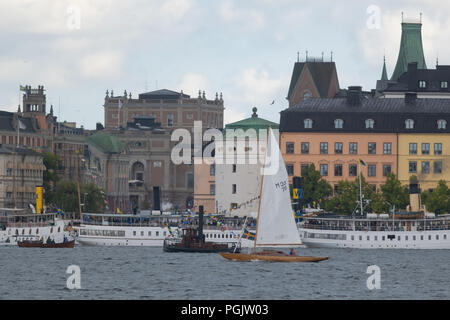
[303,91,311,100]
[304,119,313,129]
[437,119,447,130]
[365,119,375,129]
[334,119,344,129]
[405,119,415,129]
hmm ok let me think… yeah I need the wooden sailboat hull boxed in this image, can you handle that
[219,252,328,263]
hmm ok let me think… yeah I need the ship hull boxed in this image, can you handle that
[219,252,328,262]
[18,240,75,248]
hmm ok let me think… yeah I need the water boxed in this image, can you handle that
[0,246,448,300]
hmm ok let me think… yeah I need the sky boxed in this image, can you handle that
[0,0,450,129]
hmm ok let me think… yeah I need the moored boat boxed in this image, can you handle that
[18,239,75,248]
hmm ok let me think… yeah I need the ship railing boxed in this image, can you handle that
[300,222,449,232]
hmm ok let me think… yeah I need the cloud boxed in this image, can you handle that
[78,51,123,79]
[177,73,210,98]
[218,1,265,30]
[237,68,285,105]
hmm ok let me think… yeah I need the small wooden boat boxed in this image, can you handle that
[18,240,75,248]
[219,128,328,263]
[220,250,328,262]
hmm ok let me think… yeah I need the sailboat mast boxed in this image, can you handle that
[253,127,270,253]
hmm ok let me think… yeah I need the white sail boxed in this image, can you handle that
[255,128,302,247]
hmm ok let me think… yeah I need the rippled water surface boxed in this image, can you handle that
[0,246,448,299]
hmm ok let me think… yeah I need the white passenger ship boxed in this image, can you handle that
[0,208,74,246]
[298,212,450,249]
[77,212,254,247]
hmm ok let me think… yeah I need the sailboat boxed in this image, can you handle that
[220,128,328,262]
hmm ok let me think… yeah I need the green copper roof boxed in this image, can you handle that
[86,131,125,154]
[391,23,427,81]
[381,57,388,81]
[225,108,279,131]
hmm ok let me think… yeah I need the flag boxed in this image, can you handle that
[20,85,26,92]
[116,207,122,214]
[18,119,26,130]
[118,99,123,109]
[241,229,255,241]
[358,159,366,166]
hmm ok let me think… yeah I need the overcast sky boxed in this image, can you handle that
[0,0,449,129]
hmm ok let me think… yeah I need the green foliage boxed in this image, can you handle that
[380,173,410,210]
[42,152,61,204]
[421,180,450,215]
[300,164,333,207]
[51,180,106,213]
[324,175,387,215]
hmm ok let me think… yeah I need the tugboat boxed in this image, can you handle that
[163,206,240,253]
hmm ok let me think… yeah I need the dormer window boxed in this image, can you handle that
[304,119,313,129]
[418,80,426,88]
[405,119,415,129]
[441,81,448,89]
[303,91,311,100]
[437,119,447,130]
[365,119,375,129]
[334,119,344,129]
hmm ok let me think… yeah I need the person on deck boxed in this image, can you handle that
[289,248,295,256]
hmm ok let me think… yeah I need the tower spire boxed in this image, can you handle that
[381,55,388,81]
[390,17,427,81]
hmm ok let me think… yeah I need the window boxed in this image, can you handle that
[365,119,375,129]
[334,142,343,154]
[304,119,313,129]
[320,142,328,154]
[368,165,376,177]
[167,114,174,127]
[232,184,237,194]
[187,172,194,188]
[320,164,328,176]
[334,119,344,129]
[418,80,426,88]
[437,119,447,129]
[210,184,215,195]
[303,91,311,100]
[434,161,442,174]
[368,143,376,154]
[405,119,414,129]
[334,164,343,176]
[383,143,392,155]
[301,142,309,154]
[440,81,448,89]
[210,164,215,176]
[409,161,417,173]
[286,164,294,176]
[383,165,391,176]
[349,142,358,154]
[434,143,442,155]
[409,143,417,155]
[422,161,430,174]
[422,143,430,155]
[349,164,357,177]
[286,142,295,154]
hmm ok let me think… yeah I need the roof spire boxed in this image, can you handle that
[297,51,299,62]
[381,55,388,81]
[390,17,427,80]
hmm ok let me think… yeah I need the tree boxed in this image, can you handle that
[422,180,450,215]
[51,180,106,213]
[300,164,333,208]
[380,173,409,211]
[42,152,61,204]
[324,175,387,215]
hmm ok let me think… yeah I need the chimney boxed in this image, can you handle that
[347,86,362,106]
[409,180,421,212]
[198,205,205,242]
[405,92,417,105]
[407,62,418,73]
